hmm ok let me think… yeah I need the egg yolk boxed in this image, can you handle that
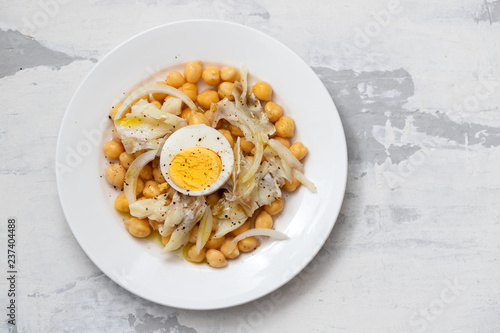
[169,147,222,192]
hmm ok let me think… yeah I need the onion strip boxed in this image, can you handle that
[267,139,304,172]
[292,169,317,193]
[233,228,289,243]
[124,149,157,205]
[196,206,213,254]
[242,132,263,182]
[115,84,198,120]
[225,228,289,253]
[232,137,241,187]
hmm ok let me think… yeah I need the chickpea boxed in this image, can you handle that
[153,167,166,183]
[188,112,210,126]
[166,71,186,88]
[152,158,159,169]
[197,90,219,109]
[255,211,273,228]
[151,100,162,109]
[181,108,194,121]
[104,140,124,159]
[217,129,234,148]
[206,233,225,249]
[239,137,254,153]
[125,217,151,238]
[143,180,160,198]
[152,81,168,101]
[114,193,129,213]
[220,66,239,82]
[106,163,126,188]
[264,102,283,123]
[206,192,220,208]
[220,237,240,259]
[238,236,259,253]
[206,249,227,268]
[119,152,135,169]
[204,109,215,124]
[229,124,244,137]
[274,137,290,148]
[275,116,295,138]
[218,82,234,100]
[189,225,199,243]
[214,119,224,129]
[232,220,251,236]
[179,82,198,101]
[290,142,308,160]
[139,163,153,180]
[264,198,284,216]
[184,61,203,83]
[133,150,144,158]
[214,119,226,130]
[252,81,273,101]
[202,65,220,85]
[110,103,121,120]
[283,178,301,192]
[134,178,144,195]
[187,245,206,263]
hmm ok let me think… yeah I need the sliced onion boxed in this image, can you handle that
[224,239,238,255]
[242,132,263,182]
[182,243,194,262]
[233,228,289,243]
[232,137,241,187]
[292,169,317,193]
[161,230,190,254]
[280,156,293,181]
[196,206,213,254]
[115,84,198,120]
[124,149,157,205]
[225,228,289,253]
[214,214,249,238]
[268,139,304,172]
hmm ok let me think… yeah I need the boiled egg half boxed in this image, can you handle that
[160,124,234,196]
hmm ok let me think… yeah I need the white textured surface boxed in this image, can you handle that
[1,0,500,332]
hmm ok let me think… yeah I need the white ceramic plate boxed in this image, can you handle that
[56,20,347,310]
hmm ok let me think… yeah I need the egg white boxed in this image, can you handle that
[159,124,234,196]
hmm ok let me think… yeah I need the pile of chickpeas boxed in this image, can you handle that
[103,61,309,268]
